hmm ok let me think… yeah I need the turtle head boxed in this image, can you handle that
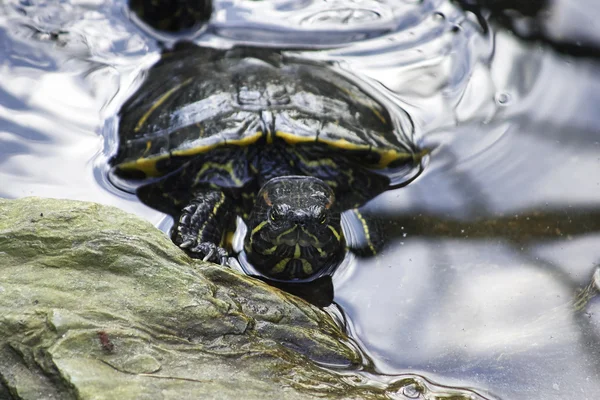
[244,176,345,280]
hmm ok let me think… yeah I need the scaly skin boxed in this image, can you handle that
[175,189,234,264]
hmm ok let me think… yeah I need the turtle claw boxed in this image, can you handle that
[175,190,232,266]
[179,239,195,249]
[185,241,229,265]
[202,247,215,262]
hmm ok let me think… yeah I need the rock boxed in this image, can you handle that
[0,197,375,399]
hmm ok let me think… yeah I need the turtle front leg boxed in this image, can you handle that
[175,189,235,265]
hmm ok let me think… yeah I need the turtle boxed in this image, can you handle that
[111,44,422,281]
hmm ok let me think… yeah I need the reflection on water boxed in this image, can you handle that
[1,0,599,399]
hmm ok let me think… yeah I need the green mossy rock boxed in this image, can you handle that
[0,197,383,400]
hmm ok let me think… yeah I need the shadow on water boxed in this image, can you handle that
[383,201,600,246]
[455,0,600,59]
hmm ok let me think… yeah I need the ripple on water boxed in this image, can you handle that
[1,0,600,399]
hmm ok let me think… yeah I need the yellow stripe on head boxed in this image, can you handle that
[300,259,313,275]
[271,258,290,274]
[327,225,341,241]
[251,220,269,235]
[275,226,297,242]
[261,245,278,255]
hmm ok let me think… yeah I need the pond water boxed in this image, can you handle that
[1,0,600,399]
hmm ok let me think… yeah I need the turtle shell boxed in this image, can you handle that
[112,45,414,179]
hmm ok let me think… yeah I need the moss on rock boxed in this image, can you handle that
[0,198,489,400]
[0,197,384,399]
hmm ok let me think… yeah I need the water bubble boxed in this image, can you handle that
[495,92,512,105]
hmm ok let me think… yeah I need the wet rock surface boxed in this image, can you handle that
[0,197,370,399]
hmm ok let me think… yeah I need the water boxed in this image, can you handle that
[1,0,600,398]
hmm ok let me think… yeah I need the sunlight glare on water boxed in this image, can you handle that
[1,0,600,399]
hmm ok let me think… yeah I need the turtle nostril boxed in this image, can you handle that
[290,212,306,227]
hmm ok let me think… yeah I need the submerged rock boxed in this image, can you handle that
[0,197,375,399]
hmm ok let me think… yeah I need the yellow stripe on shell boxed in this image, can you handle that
[119,127,423,179]
[332,83,389,125]
[117,131,264,177]
[135,77,194,133]
[377,149,415,168]
[275,131,413,168]
[274,131,317,144]
[371,108,387,125]
[118,157,161,177]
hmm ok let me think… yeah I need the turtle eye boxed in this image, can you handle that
[270,206,283,222]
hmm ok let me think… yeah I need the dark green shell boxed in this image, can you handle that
[112,45,414,179]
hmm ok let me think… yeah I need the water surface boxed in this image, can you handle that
[1,0,599,399]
